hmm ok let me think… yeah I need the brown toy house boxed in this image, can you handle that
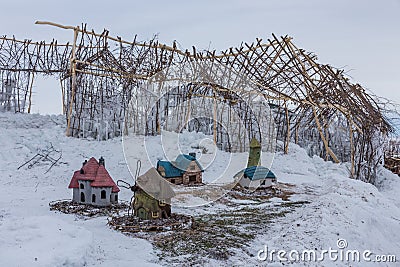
[156,153,203,185]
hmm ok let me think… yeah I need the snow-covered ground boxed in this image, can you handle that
[250,144,400,266]
[0,112,399,266]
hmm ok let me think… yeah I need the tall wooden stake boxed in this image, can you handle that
[60,78,66,115]
[213,92,217,144]
[348,117,355,178]
[66,26,79,136]
[284,100,290,154]
[312,106,340,163]
[27,72,34,113]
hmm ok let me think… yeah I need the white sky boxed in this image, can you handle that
[1,0,399,114]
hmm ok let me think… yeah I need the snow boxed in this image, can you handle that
[0,215,92,266]
[0,113,159,267]
[249,143,400,266]
[0,112,399,266]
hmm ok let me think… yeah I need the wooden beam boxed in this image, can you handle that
[312,105,340,163]
[35,20,289,59]
[27,72,34,113]
[66,27,79,136]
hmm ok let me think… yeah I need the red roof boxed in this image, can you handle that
[68,157,120,193]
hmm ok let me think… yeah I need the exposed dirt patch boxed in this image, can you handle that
[49,200,129,218]
[105,182,309,266]
[108,213,193,233]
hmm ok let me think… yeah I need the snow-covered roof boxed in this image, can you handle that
[157,154,203,178]
[136,167,175,200]
[157,161,182,178]
[175,154,203,172]
[68,157,120,193]
[235,166,276,181]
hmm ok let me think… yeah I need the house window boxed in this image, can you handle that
[152,211,159,218]
[80,192,85,202]
[261,180,266,186]
[115,195,118,202]
[101,190,106,199]
[170,179,175,184]
[189,175,196,182]
[159,199,166,206]
[92,194,96,203]
[80,183,84,189]
[190,165,196,170]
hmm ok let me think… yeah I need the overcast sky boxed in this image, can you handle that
[1,0,399,114]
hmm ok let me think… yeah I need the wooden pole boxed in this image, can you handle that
[312,106,340,163]
[348,117,355,178]
[284,100,290,154]
[35,20,286,59]
[285,39,340,163]
[213,93,217,144]
[184,86,192,131]
[27,72,34,113]
[60,79,66,115]
[66,26,79,136]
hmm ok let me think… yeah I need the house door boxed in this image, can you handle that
[137,208,147,219]
[80,192,85,202]
[189,175,197,182]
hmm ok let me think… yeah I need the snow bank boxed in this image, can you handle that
[0,112,399,266]
[250,143,400,266]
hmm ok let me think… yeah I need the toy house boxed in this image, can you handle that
[156,153,203,185]
[234,137,277,189]
[68,157,120,206]
[234,166,276,189]
[133,167,175,219]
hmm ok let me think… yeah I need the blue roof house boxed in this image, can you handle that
[234,166,276,189]
[157,153,204,185]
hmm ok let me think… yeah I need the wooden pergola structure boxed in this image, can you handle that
[0,21,392,183]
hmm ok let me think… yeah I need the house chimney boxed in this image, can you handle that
[82,160,87,167]
[99,156,105,167]
[80,168,84,174]
[189,152,196,159]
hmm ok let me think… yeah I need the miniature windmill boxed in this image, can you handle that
[117,160,175,219]
[117,160,141,216]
